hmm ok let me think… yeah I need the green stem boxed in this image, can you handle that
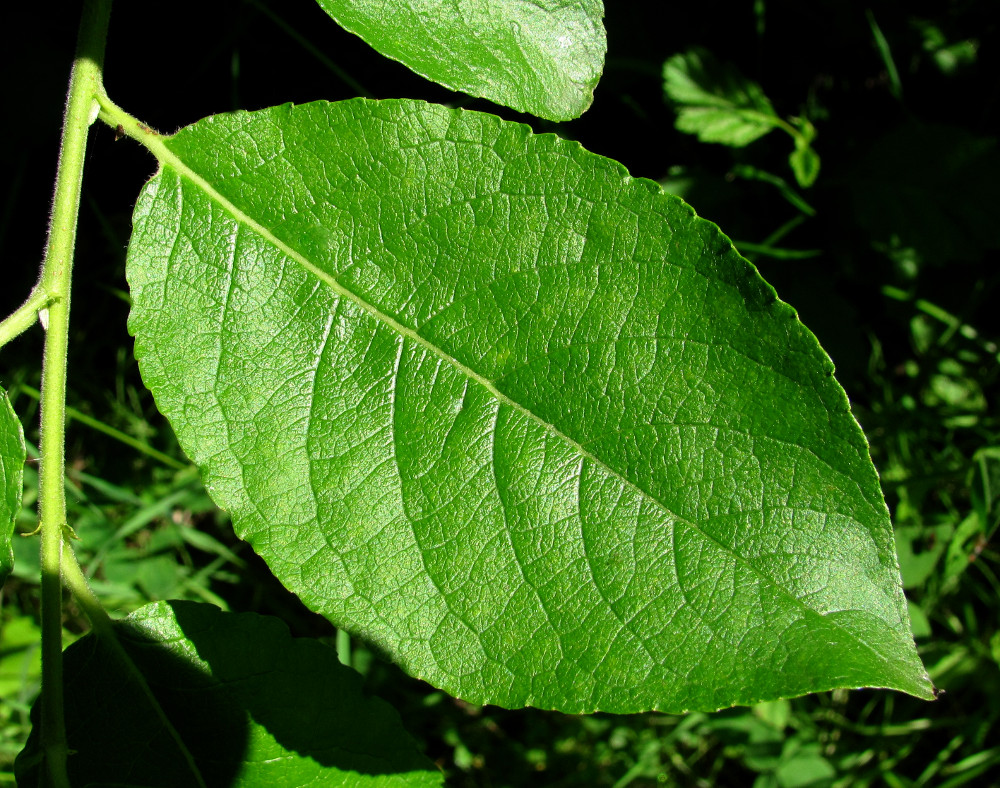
[36,1,113,784]
[336,628,352,667]
[0,286,51,350]
[60,546,114,639]
[866,9,902,101]
[729,106,800,140]
[735,241,821,260]
[94,88,166,153]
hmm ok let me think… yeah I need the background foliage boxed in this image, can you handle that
[1,0,998,785]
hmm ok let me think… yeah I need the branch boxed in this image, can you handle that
[35,1,113,784]
[0,285,51,350]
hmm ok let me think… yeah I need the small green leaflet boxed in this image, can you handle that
[663,48,821,188]
[126,99,932,713]
[0,389,24,586]
[663,47,780,148]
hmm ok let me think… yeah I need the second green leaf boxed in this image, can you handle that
[314,0,605,120]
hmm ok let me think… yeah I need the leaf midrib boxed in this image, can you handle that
[142,124,897,670]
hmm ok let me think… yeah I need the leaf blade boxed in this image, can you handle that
[313,0,605,120]
[0,389,24,586]
[126,99,933,712]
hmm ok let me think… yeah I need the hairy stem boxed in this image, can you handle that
[36,1,113,784]
[0,286,51,350]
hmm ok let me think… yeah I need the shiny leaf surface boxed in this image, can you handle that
[314,0,605,120]
[126,99,932,713]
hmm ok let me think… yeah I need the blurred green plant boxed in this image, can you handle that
[662,47,820,188]
[911,19,979,76]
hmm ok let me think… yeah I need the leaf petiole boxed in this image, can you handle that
[0,286,53,350]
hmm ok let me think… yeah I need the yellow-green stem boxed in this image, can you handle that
[0,286,51,350]
[37,1,113,784]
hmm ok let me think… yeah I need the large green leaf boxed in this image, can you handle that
[125,99,933,713]
[314,0,605,121]
[0,388,24,586]
[16,600,441,786]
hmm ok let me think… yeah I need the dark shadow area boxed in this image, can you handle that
[168,600,437,779]
[16,614,248,786]
[17,600,438,785]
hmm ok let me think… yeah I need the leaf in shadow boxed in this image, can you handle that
[16,600,441,787]
[663,47,779,147]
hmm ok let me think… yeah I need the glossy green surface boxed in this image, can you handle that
[315,0,605,120]
[126,99,932,713]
